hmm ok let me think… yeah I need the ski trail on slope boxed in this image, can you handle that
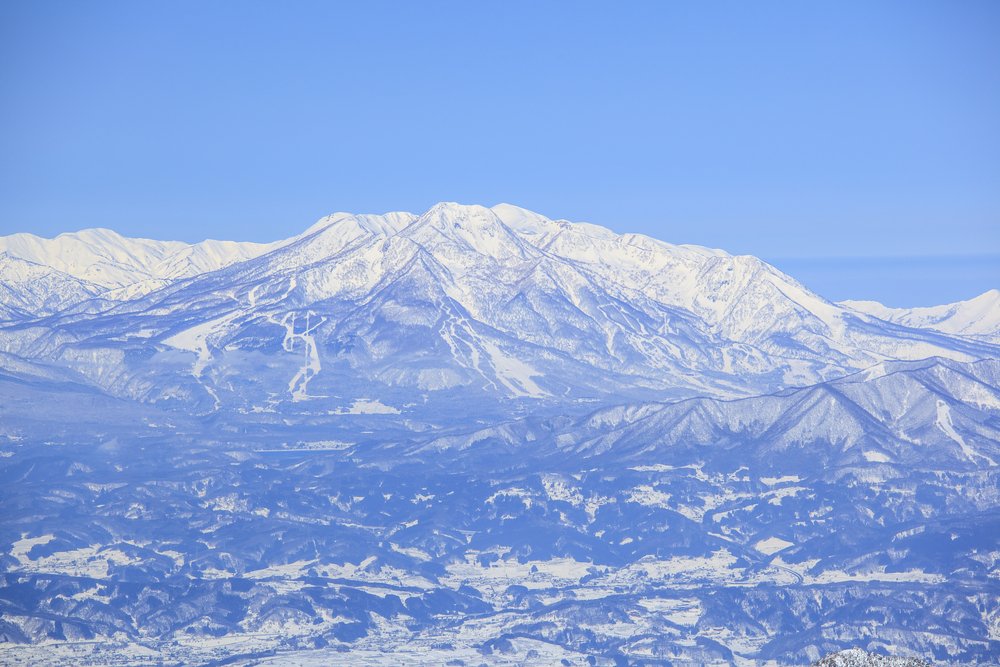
[268,310,325,402]
[163,313,240,378]
[249,274,297,309]
[436,300,547,398]
[437,300,499,394]
[936,399,996,466]
[203,385,222,412]
[477,337,546,397]
[253,276,324,402]
[162,280,286,408]
[162,313,242,411]
[248,284,260,308]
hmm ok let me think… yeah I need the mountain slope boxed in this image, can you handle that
[1,204,998,667]
[0,253,105,319]
[418,357,1000,475]
[843,289,1000,343]
[0,203,996,417]
[0,227,280,315]
[0,228,187,288]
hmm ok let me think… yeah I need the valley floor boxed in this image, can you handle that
[1,433,996,665]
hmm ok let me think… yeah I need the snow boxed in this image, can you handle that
[844,289,1000,340]
[864,450,893,463]
[251,636,589,666]
[540,474,584,506]
[243,560,315,580]
[5,202,995,404]
[814,648,932,666]
[0,227,276,292]
[11,540,142,578]
[0,253,105,317]
[636,597,703,626]
[11,533,56,562]
[765,485,807,505]
[162,314,239,378]
[478,338,547,398]
[755,536,794,554]
[298,210,417,240]
[766,270,847,339]
[771,557,946,585]
[626,485,673,509]
[595,549,742,586]
[3,201,999,665]
[761,475,801,486]
[443,554,594,592]
[262,308,324,402]
[936,399,995,466]
[810,568,945,584]
[485,487,536,510]
[333,399,400,415]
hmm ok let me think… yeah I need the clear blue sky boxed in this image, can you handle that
[2,1,998,306]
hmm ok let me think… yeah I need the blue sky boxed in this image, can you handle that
[2,1,998,306]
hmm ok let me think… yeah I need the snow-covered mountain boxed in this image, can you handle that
[0,253,104,318]
[844,289,1000,343]
[424,356,1000,472]
[1,203,998,665]
[0,227,278,309]
[0,203,996,415]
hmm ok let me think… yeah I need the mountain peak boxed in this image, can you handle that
[842,287,1000,341]
[971,287,1000,303]
[300,210,417,239]
[421,201,499,224]
[401,202,534,260]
